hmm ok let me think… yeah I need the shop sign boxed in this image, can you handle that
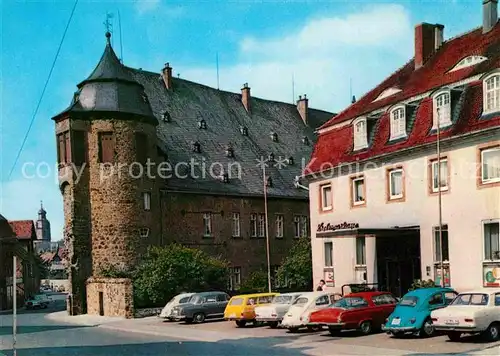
[323,267,334,287]
[483,263,500,287]
[317,222,359,233]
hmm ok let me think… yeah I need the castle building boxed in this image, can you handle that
[52,32,334,316]
[304,1,499,296]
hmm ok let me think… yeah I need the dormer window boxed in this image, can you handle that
[287,157,294,165]
[390,106,406,140]
[266,176,273,187]
[484,73,500,114]
[192,141,201,153]
[302,136,310,145]
[221,172,229,183]
[270,132,278,142]
[225,145,234,158]
[268,153,275,162]
[433,91,452,129]
[198,119,207,129]
[353,118,368,150]
[240,126,248,136]
[449,55,488,72]
[373,87,402,102]
[162,111,171,122]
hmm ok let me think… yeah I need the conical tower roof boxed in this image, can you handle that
[52,32,156,124]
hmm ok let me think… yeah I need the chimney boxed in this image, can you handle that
[241,83,251,112]
[414,23,444,69]
[162,63,173,90]
[297,94,309,125]
[483,0,498,33]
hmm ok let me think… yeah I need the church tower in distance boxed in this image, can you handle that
[51,31,159,317]
[35,201,51,241]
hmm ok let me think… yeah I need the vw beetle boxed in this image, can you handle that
[383,287,457,337]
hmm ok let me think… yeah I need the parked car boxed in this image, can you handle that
[383,287,457,338]
[254,292,302,328]
[308,291,398,336]
[224,292,279,327]
[159,293,195,320]
[281,291,340,333]
[26,294,52,309]
[431,288,500,342]
[170,291,230,323]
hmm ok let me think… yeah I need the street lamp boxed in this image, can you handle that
[262,164,272,293]
[436,108,444,288]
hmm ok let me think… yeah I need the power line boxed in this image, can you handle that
[8,0,79,180]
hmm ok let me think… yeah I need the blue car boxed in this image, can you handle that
[384,287,457,337]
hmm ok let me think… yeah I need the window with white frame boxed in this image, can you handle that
[484,221,500,261]
[324,242,333,267]
[388,168,404,200]
[431,158,449,192]
[321,184,333,211]
[484,74,500,114]
[356,237,366,265]
[275,214,284,238]
[353,118,368,150]
[300,216,308,237]
[481,147,500,184]
[258,213,266,237]
[203,213,212,237]
[232,213,240,237]
[250,214,257,237]
[143,192,151,211]
[352,177,365,205]
[229,267,241,290]
[390,106,406,140]
[433,225,449,262]
[434,92,452,128]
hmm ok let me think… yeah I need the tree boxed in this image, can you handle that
[276,237,312,290]
[239,270,268,293]
[132,244,229,308]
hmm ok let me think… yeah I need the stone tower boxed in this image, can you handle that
[35,201,51,241]
[51,32,159,317]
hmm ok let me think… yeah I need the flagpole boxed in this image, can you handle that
[263,165,272,293]
[13,254,17,356]
[437,108,444,288]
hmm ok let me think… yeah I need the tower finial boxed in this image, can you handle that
[104,12,113,45]
[40,200,43,209]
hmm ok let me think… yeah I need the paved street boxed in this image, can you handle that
[0,295,499,355]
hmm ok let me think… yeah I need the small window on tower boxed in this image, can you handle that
[98,132,115,163]
[72,130,87,166]
[135,133,148,166]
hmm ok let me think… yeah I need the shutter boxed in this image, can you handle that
[72,131,86,166]
[57,134,65,164]
[64,132,71,163]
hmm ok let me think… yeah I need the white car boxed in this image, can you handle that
[255,293,302,328]
[159,293,194,320]
[280,291,340,333]
[431,288,500,341]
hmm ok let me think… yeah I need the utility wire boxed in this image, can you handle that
[8,0,79,180]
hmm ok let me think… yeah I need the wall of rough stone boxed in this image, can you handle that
[86,277,133,318]
[162,192,310,281]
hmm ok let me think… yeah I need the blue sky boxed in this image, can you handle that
[0,0,482,240]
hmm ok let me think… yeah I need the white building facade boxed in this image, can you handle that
[305,2,500,296]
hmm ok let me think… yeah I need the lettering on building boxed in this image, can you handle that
[317,222,359,233]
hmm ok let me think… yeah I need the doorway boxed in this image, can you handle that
[376,232,421,297]
[98,292,104,316]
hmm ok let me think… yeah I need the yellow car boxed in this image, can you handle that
[224,292,279,327]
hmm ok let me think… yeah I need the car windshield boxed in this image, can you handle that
[273,295,294,304]
[332,297,368,309]
[399,296,418,307]
[229,297,243,306]
[450,293,488,306]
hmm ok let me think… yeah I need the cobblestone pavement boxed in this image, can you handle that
[1,297,499,356]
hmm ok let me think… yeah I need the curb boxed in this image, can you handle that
[44,312,125,327]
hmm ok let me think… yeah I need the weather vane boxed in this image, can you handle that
[104,12,114,34]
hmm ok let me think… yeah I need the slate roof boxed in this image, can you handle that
[54,33,335,199]
[306,23,500,175]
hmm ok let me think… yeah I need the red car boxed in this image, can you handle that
[308,291,398,336]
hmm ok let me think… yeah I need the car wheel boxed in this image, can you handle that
[447,331,462,341]
[359,321,372,335]
[288,327,299,333]
[329,326,341,336]
[193,313,205,323]
[269,321,279,329]
[483,323,500,342]
[235,320,246,328]
[420,318,435,338]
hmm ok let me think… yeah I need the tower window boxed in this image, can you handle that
[71,130,87,166]
[57,131,71,165]
[98,132,115,163]
[135,133,148,166]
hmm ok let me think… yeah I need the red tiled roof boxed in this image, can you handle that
[306,23,500,175]
[319,24,500,129]
[8,220,35,240]
[305,81,500,174]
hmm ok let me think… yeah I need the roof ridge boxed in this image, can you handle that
[442,24,483,45]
